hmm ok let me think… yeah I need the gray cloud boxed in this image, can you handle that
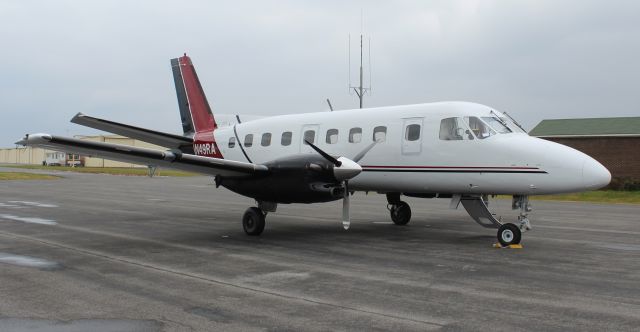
[1,0,638,146]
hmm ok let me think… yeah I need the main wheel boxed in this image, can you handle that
[497,223,521,246]
[243,207,265,236]
[390,201,411,225]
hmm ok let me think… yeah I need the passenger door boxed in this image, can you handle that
[401,117,424,155]
[300,124,320,154]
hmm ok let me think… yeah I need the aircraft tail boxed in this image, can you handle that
[171,54,217,136]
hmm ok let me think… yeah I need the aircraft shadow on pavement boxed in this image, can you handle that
[165,217,496,248]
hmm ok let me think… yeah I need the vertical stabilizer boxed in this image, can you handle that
[171,54,217,136]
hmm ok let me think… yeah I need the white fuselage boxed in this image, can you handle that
[213,102,610,195]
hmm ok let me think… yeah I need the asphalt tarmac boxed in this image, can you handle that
[0,167,639,331]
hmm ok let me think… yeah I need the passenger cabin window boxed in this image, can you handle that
[481,117,512,134]
[465,116,495,139]
[281,131,292,146]
[349,128,362,143]
[261,133,272,146]
[373,126,387,142]
[405,124,421,141]
[303,130,315,144]
[244,134,253,147]
[228,137,236,148]
[439,117,474,140]
[326,129,339,144]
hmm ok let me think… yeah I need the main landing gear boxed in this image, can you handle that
[242,201,277,236]
[387,193,412,225]
[242,207,265,235]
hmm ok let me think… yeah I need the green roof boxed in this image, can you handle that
[529,117,640,137]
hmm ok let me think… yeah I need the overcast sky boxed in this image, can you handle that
[1,0,639,146]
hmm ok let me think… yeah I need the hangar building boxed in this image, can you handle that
[529,117,640,189]
[0,135,162,168]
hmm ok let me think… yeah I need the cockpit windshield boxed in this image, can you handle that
[464,116,496,139]
[481,117,512,134]
[439,115,520,141]
[492,110,527,133]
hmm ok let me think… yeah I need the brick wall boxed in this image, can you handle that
[542,137,640,180]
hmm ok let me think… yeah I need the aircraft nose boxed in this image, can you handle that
[582,158,611,190]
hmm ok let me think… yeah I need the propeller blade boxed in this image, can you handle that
[304,140,341,166]
[342,182,350,230]
[352,141,378,163]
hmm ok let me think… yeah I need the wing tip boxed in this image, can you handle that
[70,112,86,123]
[15,133,52,146]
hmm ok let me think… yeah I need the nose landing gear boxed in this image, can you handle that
[457,194,534,246]
[497,223,521,246]
[513,195,533,232]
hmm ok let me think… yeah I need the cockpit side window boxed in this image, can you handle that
[440,118,461,140]
[464,116,496,139]
[481,117,512,134]
[439,117,474,141]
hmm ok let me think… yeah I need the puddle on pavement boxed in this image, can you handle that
[0,253,61,270]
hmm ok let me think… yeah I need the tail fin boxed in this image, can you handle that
[171,54,217,136]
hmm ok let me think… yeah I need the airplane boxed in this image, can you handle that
[17,54,612,246]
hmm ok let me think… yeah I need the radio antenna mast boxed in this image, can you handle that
[349,12,371,109]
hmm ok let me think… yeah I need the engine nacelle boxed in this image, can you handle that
[219,154,345,204]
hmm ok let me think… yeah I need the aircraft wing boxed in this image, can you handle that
[16,133,267,177]
[71,113,193,151]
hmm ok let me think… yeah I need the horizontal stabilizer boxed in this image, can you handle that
[71,113,193,151]
[17,133,267,178]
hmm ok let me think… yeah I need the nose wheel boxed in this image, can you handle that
[497,223,522,246]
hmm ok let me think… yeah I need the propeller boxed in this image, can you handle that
[305,140,341,167]
[342,181,350,230]
[304,140,378,230]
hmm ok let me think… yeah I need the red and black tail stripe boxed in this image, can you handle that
[171,54,216,135]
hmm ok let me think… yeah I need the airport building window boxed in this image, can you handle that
[228,137,236,148]
[349,127,362,143]
[244,134,253,147]
[326,129,339,144]
[405,124,421,141]
[281,132,292,146]
[464,116,495,139]
[261,133,272,146]
[303,130,315,144]
[373,126,387,142]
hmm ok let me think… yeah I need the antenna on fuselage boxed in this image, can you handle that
[326,98,334,111]
[349,11,371,109]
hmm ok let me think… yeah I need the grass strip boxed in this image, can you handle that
[0,172,60,180]
[532,191,640,204]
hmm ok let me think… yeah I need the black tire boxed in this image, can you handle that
[390,201,411,225]
[243,207,265,236]
[497,223,521,246]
